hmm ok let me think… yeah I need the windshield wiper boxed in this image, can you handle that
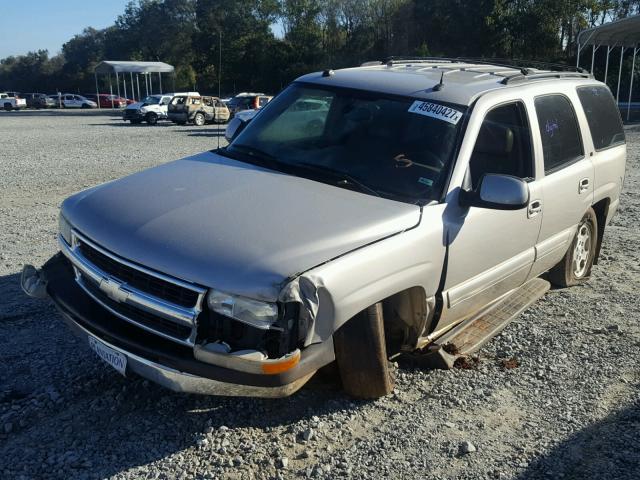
[296,162,382,197]
[226,144,283,169]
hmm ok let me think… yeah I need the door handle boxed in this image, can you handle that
[528,199,543,218]
[579,178,590,193]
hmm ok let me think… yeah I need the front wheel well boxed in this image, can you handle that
[379,286,434,355]
[591,198,610,265]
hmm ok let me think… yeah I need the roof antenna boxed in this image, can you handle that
[433,71,445,91]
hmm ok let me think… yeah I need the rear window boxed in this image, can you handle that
[577,86,625,151]
[534,94,584,173]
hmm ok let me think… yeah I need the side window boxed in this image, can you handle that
[534,95,584,173]
[469,102,534,189]
[576,86,625,150]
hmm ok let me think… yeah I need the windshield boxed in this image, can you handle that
[225,84,465,203]
[141,95,162,104]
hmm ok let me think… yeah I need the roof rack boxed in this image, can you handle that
[365,56,592,85]
[380,56,588,73]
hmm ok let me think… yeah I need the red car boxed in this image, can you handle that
[84,94,132,108]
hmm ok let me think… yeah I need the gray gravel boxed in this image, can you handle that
[1,110,639,480]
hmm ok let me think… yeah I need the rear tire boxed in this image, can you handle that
[548,207,598,287]
[333,303,395,399]
[4,103,11,111]
[194,112,205,126]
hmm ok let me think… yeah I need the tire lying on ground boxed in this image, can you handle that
[548,207,598,287]
[333,302,395,399]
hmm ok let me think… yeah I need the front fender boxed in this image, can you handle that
[280,204,447,345]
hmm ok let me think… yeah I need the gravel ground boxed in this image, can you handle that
[1,110,639,480]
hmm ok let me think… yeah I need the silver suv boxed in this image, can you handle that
[22,59,626,399]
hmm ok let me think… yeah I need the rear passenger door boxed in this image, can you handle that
[575,85,626,224]
[528,93,594,278]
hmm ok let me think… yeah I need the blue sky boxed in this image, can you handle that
[0,0,131,58]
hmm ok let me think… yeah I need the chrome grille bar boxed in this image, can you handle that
[59,231,206,346]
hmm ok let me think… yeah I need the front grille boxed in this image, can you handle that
[82,279,192,340]
[78,241,199,308]
[123,109,140,119]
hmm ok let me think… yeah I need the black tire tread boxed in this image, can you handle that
[334,303,395,399]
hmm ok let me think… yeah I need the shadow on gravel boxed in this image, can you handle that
[0,110,122,118]
[0,271,362,479]
[516,399,640,479]
[185,128,226,138]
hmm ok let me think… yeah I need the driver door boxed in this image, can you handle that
[436,99,542,331]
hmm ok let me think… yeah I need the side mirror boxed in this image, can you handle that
[459,174,529,210]
[224,116,251,143]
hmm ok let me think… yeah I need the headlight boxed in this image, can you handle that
[207,289,278,330]
[58,213,72,245]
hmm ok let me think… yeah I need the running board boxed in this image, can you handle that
[412,278,550,369]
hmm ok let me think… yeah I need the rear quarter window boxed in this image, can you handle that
[576,85,625,151]
[534,94,584,174]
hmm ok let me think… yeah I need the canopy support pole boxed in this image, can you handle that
[159,72,162,94]
[136,74,141,101]
[145,73,149,97]
[627,46,638,123]
[116,72,121,100]
[130,72,135,102]
[617,46,626,102]
[604,45,612,85]
[590,44,602,74]
[109,74,114,109]
[123,73,128,102]
[94,72,100,110]
[576,43,582,68]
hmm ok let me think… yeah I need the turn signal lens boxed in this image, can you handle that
[261,351,300,375]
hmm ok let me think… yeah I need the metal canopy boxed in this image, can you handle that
[576,15,640,122]
[578,15,640,48]
[93,61,176,109]
[94,61,175,74]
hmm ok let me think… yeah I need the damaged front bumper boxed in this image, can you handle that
[22,254,334,397]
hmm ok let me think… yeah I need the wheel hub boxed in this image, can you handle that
[572,222,592,278]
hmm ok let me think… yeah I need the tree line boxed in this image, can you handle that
[1,0,640,96]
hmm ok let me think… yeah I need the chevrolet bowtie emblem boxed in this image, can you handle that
[99,277,130,303]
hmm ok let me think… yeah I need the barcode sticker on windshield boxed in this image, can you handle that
[408,101,463,125]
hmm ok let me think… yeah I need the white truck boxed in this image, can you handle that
[123,93,196,125]
[1,92,27,111]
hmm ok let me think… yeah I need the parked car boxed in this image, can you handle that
[168,93,230,125]
[51,94,97,109]
[227,92,272,117]
[47,95,62,108]
[226,96,330,142]
[0,92,27,110]
[122,93,178,125]
[22,60,626,399]
[21,93,56,109]
[84,94,128,108]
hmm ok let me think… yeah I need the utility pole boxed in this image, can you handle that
[217,31,222,150]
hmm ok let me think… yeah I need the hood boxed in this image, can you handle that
[62,151,421,301]
[125,101,146,110]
